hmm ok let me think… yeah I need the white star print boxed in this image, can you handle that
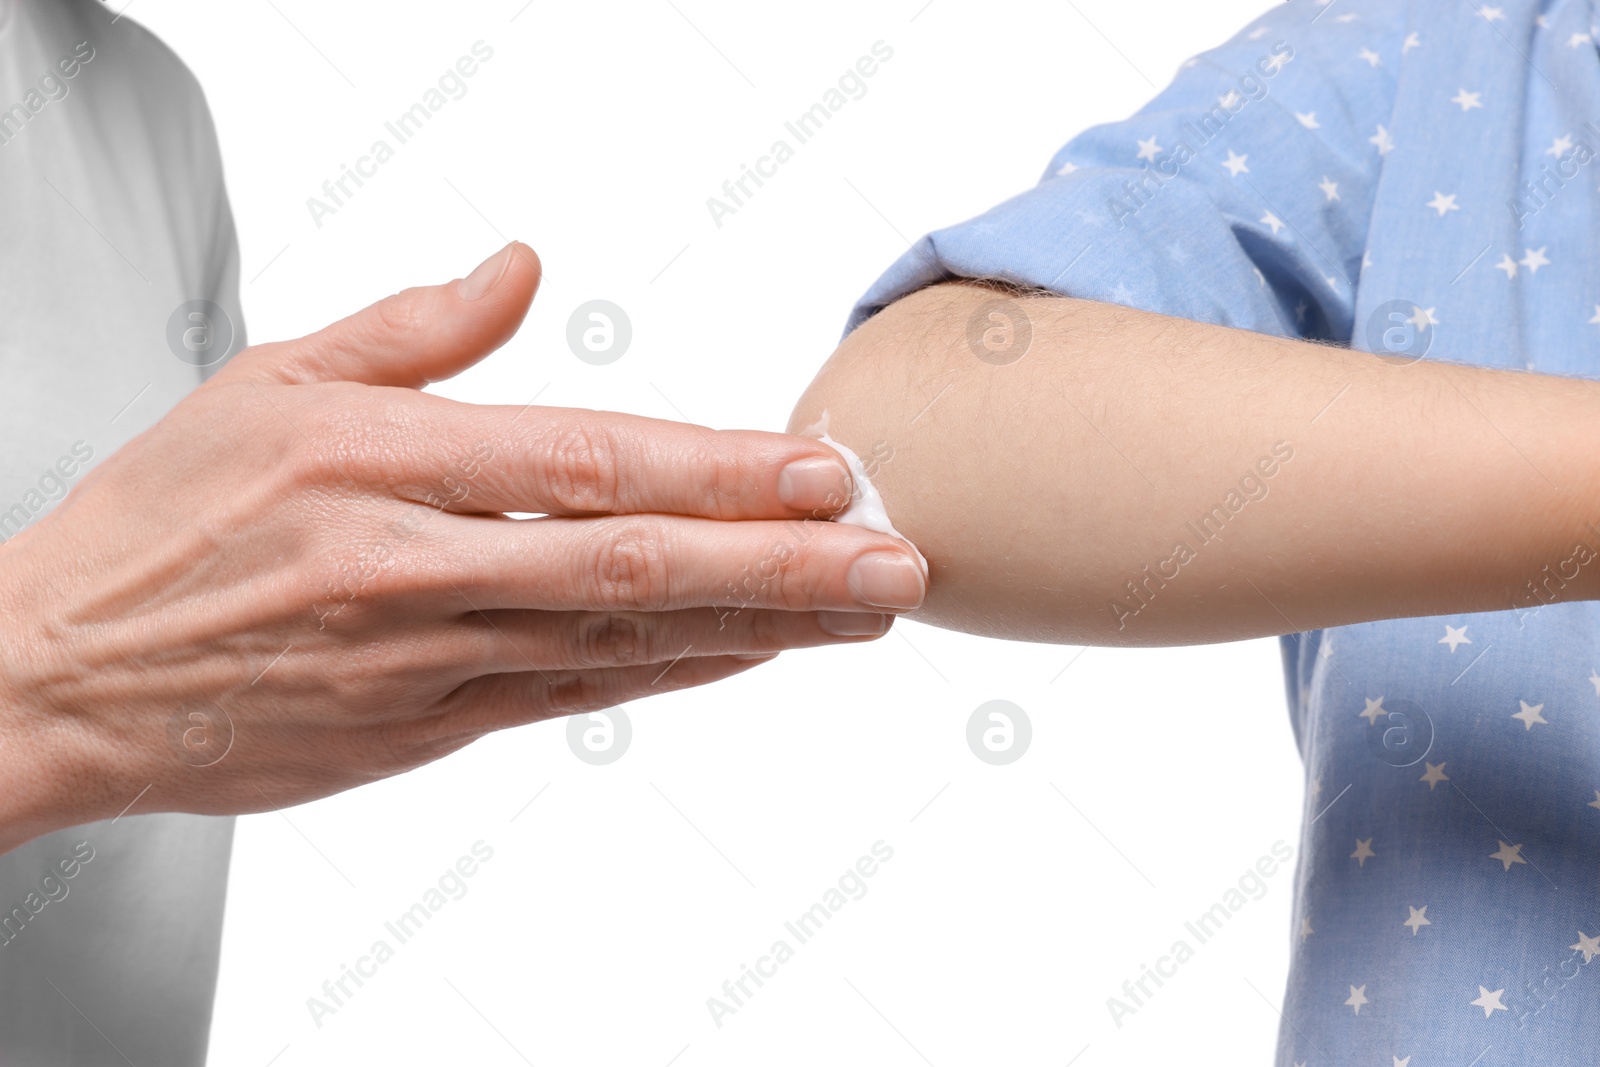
[1358,47,1382,66]
[1219,90,1241,109]
[1221,150,1249,177]
[1403,32,1421,52]
[1370,125,1395,155]
[1478,5,1506,22]
[1421,762,1450,789]
[1439,624,1471,651]
[1572,931,1600,963]
[1588,790,1600,811]
[1300,916,1314,940]
[1404,906,1431,935]
[1471,986,1508,1017]
[1569,32,1593,47]
[1261,211,1286,236]
[1334,12,1358,22]
[1495,254,1519,279]
[1426,191,1461,216]
[1520,247,1551,273]
[1056,161,1079,176]
[1451,88,1484,111]
[1346,984,1370,1014]
[1352,838,1376,866]
[1296,111,1321,129]
[1360,696,1387,724]
[1363,251,1374,270]
[1548,134,1575,158]
[1491,840,1527,870]
[1394,1058,1411,1067]
[1409,306,1439,330]
[1137,136,1162,162]
[1319,176,1341,201]
[1247,26,1269,40]
[1537,13,1551,27]
[1265,51,1290,74]
[1512,699,1548,729]
[1589,307,1600,325]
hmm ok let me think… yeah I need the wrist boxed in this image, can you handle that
[0,552,105,853]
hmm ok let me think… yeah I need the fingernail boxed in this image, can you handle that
[458,245,513,301]
[732,652,779,662]
[817,611,890,637]
[777,456,852,513]
[847,551,925,610]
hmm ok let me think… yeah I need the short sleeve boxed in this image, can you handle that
[845,0,1411,343]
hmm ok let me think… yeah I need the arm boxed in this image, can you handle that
[790,280,1600,646]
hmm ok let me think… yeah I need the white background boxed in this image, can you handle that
[124,0,1305,1063]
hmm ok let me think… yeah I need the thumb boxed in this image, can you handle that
[218,242,540,387]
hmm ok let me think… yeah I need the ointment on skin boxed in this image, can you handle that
[802,412,929,577]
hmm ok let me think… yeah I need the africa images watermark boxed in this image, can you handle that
[0,840,96,949]
[1104,40,1294,228]
[0,39,96,148]
[1505,536,1600,630]
[306,839,495,1028]
[1106,839,1293,1028]
[305,40,495,229]
[705,40,895,229]
[0,439,95,543]
[1508,119,1600,230]
[706,840,895,1028]
[1108,441,1295,630]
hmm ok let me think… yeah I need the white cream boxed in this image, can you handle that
[802,412,928,577]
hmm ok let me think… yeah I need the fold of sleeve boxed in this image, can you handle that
[845,0,1409,344]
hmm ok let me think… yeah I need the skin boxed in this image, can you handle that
[790,280,1600,645]
[0,243,926,855]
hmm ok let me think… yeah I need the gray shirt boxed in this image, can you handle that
[0,1,242,1062]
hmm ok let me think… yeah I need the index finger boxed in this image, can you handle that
[378,396,859,521]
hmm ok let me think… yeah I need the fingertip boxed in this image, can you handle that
[458,242,541,305]
[816,611,891,637]
[776,452,855,516]
[505,241,542,296]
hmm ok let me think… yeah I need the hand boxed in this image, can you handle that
[0,243,927,851]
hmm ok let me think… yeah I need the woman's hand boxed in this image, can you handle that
[0,243,926,852]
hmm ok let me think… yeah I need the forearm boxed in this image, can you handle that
[790,281,1600,645]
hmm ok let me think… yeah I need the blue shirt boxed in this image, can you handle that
[851,0,1600,1059]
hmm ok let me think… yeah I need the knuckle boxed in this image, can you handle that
[696,440,747,520]
[369,718,455,777]
[540,420,622,514]
[748,537,812,611]
[587,521,667,609]
[541,671,613,716]
[574,612,653,667]
[369,291,429,342]
[320,639,386,705]
[296,391,378,483]
[742,608,787,654]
